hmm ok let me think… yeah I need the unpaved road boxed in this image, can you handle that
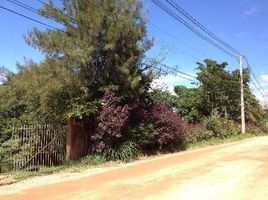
[1,136,268,200]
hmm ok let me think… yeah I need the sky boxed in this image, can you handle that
[0,0,268,103]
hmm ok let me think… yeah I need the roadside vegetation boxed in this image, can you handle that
[0,0,267,178]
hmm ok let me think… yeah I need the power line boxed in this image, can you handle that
[7,0,37,13]
[165,0,241,56]
[6,0,74,29]
[146,55,243,87]
[144,56,198,83]
[150,38,242,86]
[244,57,268,96]
[36,0,76,23]
[0,4,65,33]
[167,0,267,96]
[154,38,204,63]
[151,39,241,86]
[149,22,208,58]
[150,0,238,59]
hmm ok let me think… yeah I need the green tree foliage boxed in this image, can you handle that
[174,86,201,123]
[0,0,153,122]
[25,0,153,101]
[150,88,178,109]
[196,59,262,123]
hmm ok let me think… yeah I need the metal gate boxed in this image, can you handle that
[11,124,66,171]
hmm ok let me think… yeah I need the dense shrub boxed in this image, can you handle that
[220,119,241,137]
[130,103,185,150]
[129,123,155,149]
[202,110,243,139]
[149,103,185,147]
[91,91,130,152]
[185,117,242,145]
[184,123,214,144]
[246,124,264,135]
[202,110,222,137]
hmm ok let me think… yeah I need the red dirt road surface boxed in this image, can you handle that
[1,136,268,200]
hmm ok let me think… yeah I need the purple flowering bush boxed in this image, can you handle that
[130,103,186,150]
[149,103,185,148]
[91,91,130,152]
[90,91,186,159]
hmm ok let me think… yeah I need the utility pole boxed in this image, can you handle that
[240,54,246,134]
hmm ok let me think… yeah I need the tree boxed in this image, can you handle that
[196,59,262,123]
[149,88,178,109]
[1,0,153,122]
[27,0,153,99]
[174,86,202,123]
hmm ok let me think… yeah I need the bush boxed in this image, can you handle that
[185,117,242,146]
[101,140,140,162]
[220,119,241,137]
[202,110,222,137]
[184,123,214,144]
[91,91,130,152]
[80,154,107,165]
[246,124,263,135]
[129,123,155,149]
[130,103,185,151]
[149,103,185,148]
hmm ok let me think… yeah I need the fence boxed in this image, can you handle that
[9,124,66,171]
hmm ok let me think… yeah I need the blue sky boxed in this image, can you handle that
[0,0,268,102]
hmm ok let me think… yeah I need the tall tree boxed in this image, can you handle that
[196,59,261,123]
[1,0,153,121]
[26,0,152,99]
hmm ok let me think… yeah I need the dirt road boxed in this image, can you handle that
[1,136,268,200]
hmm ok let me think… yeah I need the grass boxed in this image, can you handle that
[1,154,109,183]
[1,132,267,184]
[186,132,267,149]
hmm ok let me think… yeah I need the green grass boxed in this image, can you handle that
[185,132,267,150]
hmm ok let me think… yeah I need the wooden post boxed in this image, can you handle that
[66,118,88,161]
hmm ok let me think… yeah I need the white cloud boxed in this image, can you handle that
[244,7,258,16]
[251,77,268,107]
[261,74,268,83]
[151,73,197,94]
[254,89,268,108]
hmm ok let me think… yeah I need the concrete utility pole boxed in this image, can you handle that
[240,54,246,134]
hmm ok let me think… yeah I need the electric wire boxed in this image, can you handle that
[165,0,241,56]
[3,0,265,99]
[36,0,76,23]
[150,0,238,59]
[245,57,268,97]
[152,0,265,98]
[153,38,203,63]
[6,0,75,29]
[165,0,267,98]
[152,39,241,86]
[0,4,65,32]
[149,22,208,58]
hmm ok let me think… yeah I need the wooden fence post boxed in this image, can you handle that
[66,118,88,161]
